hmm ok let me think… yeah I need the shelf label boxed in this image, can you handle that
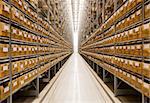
[13,47,17,51]
[4,86,9,93]
[135,62,140,67]
[143,63,149,68]
[24,4,27,10]
[143,24,149,29]
[3,47,8,52]
[19,47,22,51]
[143,83,149,88]
[3,65,8,71]
[144,44,149,49]
[131,75,136,80]
[129,60,133,65]
[136,45,141,49]
[136,10,141,15]
[29,74,31,77]
[127,73,130,77]
[4,5,10,12]
[25,75,28,79]
[24,47,27,51]
[21,80,24,85]
[20,16,23,21]
[18,1,22,6]
[135,27,139,32]
[13,29,17,34]
[131,14,135,19]
[19,31,22,35]
[15,12,19,17]
[146,4,150,10]
[4,25,9,31]
[25,61,27,65]
[13,81,17,86]
[14,64,17,68]
[24,18,27,22]
[137,78,142,83]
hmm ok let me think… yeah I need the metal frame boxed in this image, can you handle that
[79,0,150,102]
[0,0,72,103]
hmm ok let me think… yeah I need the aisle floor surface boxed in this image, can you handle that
[42,53,113,103]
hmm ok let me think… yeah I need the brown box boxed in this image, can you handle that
[0,0,10,18]
[12,44,18,57]
[11,26,18,40]
[0,63,9,78]
[0,22,10,37]
[12,79,19,92]
[135,78,142,90]
[142,63,150,78]
[133,61,142,74]
[0,44,9,59]
[12,62,19,75]
[145,3,150,19]
[11,7,20,22]
[135,9,142,23]
[143,43,150,57]
[142,82,150,97]
[0,82,10,100]
[142,22,150,38]
[131,75,136,85]
[18,75,25,87]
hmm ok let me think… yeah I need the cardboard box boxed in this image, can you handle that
[11,7,20,22]
[23,1,28,14]
[24,74,29,83]
[12,44,18,56]
[11,0,24,11]
[0,44,9,58]
[133,61,142,74]
[11,26,18,40]
[0,63,9,78]
[143,43,150,57]
[134,45,142,56]
[142,82,150,97]
[18,75,25,87]
[131,75,136,85]
[142,22,150,38]
[142,63,150,78]
[0,22,10,37]
[145,3,150,19]
[12,62,19,75]
[12,79,19,91]
[135,78,142,89]
[0,0,10,18]
[135,9,142,23]
[0,82,10,100]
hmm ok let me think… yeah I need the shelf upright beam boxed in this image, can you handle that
[96,64,99,75]
[102,0,105,23]
[114,76,137,96]
[54,64,57,75]
[7,0,12,103]
[35,0,39,97]
[114,0,117,11]
[141,1,149,103]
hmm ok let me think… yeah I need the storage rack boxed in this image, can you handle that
[79,0,150,103]
[0,0,72,103]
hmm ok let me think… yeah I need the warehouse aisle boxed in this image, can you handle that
[42,53,113,103]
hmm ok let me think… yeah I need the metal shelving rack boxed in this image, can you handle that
[0,0,72,103]
[79,0,150,103]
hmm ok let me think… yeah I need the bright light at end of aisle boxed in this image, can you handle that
[73,31,78,53]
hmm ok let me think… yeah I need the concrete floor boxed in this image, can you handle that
[41,53,113,103]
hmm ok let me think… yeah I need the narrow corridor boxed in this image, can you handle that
[42,53,113,103]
